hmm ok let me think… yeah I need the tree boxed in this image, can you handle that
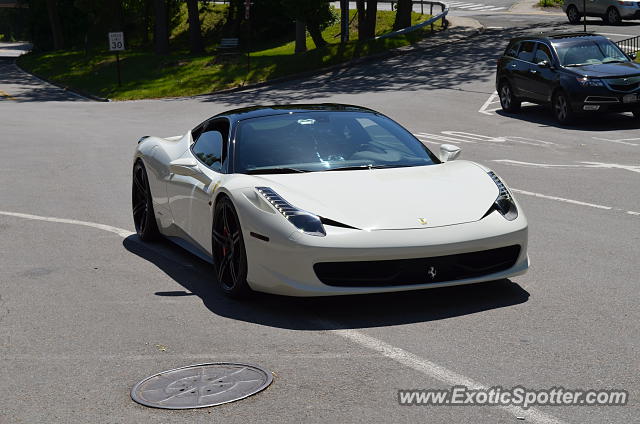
[295,19,306,53]
[356,0,377,40]
[283,0,334,49]
[185,0,203,54]
[393,0,412,31]
[153,0,169,54]
[45,0,63,49]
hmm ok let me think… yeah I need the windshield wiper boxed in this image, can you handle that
[246,167,309,175]
[564,63,588,67]
[602,60,626,64]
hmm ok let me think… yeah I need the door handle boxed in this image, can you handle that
[511,64,517,68]
[529,69,537,74]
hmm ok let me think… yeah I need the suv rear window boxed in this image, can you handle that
[505,41,520,57]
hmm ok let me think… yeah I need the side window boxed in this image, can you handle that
[534,43,552,64]
[506,41,520,58]
[193,131,223,171]
[517,41,535,62]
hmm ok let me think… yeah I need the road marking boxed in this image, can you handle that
[447,1,505,9]
[0,89,16,101]
[494,159,640,174]
[596,32,636,37]
[511,189,612,210]
[415,131,554,146]
[0,210,134,238]
[479,91,501,115]
[592,137,639,147]
[320,323,568,424]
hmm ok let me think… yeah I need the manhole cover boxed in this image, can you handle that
[130,363,273,409]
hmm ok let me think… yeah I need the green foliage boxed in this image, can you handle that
[18,9,441,100]
[538,0,563,7]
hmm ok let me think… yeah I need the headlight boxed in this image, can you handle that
[576,77,604,87]
[487,172,518,221]
[256,187,326,236]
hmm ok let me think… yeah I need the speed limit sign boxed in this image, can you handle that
[108,32,125,51]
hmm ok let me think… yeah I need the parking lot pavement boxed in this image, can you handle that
[1,21,639,424]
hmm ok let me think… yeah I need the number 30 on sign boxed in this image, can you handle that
[109,32,125,51]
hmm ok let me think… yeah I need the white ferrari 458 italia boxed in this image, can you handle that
[132,104,529,297]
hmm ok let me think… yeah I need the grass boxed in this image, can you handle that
[537,0,563,7]
[17,8,442,100]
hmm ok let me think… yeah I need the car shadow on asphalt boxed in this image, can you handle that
[496,107,640,131]
[123,235,530,330]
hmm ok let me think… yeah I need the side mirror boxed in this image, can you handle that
[439,144,461,162]
[537,60,550,68]
[628,52,637,60]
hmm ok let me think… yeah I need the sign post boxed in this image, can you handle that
[108,32,125,87]
[245,0,251,80]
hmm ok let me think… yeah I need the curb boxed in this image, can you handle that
[14,59,110,102]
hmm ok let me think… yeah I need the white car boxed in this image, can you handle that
[132,104,529,297]
[563,0,640,24]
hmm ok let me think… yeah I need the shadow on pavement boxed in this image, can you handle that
[123,235,530,330]
[496,106,640,131]
[0,57,85,102]
[194,22,574,107]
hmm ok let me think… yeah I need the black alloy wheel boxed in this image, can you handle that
[212,196,250,297]
[132,160,160,241]
[499,82,521,113]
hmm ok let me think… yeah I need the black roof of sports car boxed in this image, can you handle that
[213,104,379,121]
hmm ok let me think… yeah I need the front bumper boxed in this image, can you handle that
[618,5,640,19]
[240,207,529,297]
[568,86,640,113]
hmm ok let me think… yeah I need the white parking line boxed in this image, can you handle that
[0,210,134,238]
[321,324,568,424]
[494,159,640,174]
[479,91,501,115]
[415,131,555,146]
[592,137,639,147]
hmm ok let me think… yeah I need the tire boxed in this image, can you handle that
[605,7,621,25]
[552,91,575,124]
[499,81,521,113]
[212,196,251,298]
[132,160,160,241]
[567,5,581,24]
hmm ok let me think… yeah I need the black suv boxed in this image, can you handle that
[496,33,640,123]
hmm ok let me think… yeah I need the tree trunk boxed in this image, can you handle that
[393,0,412,31]
[295,19,307,53]
[186,0,204,54]
[307,22,326,49]
[153,0,169,55]
[364,0,377,39]
[45,0,64,50]
[356,0,366,41]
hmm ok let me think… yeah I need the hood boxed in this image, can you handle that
[566,62,640,78]
[250,161,499,230]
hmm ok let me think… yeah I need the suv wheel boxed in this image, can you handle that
[499,82,521,113]
[552,91,574,124]
[567,5,581,24]
[605,7,622,24]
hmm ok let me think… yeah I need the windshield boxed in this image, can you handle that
[553,38,629,67]
[233,111,439,174]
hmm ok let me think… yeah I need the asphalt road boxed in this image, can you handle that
[1,17,639,424]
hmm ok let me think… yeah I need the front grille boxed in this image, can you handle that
[314,245,521,287]
[604,76,640,92]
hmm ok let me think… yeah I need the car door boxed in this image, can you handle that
[526,42,558,103]
[512,41,537,99]
[166,120,227,254]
